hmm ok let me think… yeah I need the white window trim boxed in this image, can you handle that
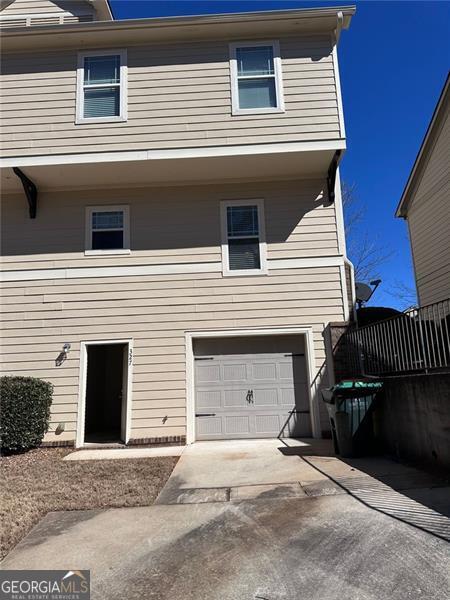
[76,49,128,125]
[220,198,267,277]
[229,40,285,116]
[85,204,130,255]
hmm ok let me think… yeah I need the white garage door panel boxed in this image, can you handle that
[195,349,311,440]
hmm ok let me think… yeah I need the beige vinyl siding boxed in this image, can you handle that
[1,270,341,442]
[1,179,344,442]
[0,35,341,156]
[407,109,450,306]
[1,179,339,270]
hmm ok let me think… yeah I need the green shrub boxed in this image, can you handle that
[1,376,53,453]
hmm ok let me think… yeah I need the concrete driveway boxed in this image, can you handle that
[3,439,450,600]
[155,439,337,504]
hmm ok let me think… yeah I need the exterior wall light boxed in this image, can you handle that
[55,343,72,367]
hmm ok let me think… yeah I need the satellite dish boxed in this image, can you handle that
[355,282,373,303]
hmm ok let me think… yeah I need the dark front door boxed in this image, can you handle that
[84,343,126,443]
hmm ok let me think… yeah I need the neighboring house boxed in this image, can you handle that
[0,1,355,446]
[396,74,450,307]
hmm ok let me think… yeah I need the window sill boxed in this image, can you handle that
[84,249,131,256]
[222,269,268,277]
[232,107,285,116]
[76,116,127,125]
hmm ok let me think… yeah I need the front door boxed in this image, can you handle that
[84,343,127,444]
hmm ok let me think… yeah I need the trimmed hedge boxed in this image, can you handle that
[1,376,53,453]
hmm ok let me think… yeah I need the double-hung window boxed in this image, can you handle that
[221,199,267,276]
[77,50,127,124]
[85,206,130,254]
[230,41,284,115]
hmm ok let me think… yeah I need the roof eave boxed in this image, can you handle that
[0,5,355,48]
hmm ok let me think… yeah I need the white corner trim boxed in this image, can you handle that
[220,198,267,277]
[334,167,347,257]
[229,40,285,116]
[76,49,128,125]
[185,325,320,444]
[332,44,346,140]
[76,338,133,447]
[344,257,357,321]
[0,255,346,283]
[0,139,347,169]
[340,262,349,322]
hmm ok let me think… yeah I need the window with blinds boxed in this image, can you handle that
[230,41,284,115]
[91,210,124,250]
[236,46,276,109]
[221,199,267,276]
[227,205,260,270]
[85,205,130,253]
[77,50,127,123]
[83,55,120,118]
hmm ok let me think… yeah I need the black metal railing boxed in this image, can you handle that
[343,298,450,376]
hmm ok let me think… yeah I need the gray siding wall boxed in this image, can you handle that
[1,34,341,156]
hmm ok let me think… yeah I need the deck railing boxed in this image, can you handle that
[343,298,450,376]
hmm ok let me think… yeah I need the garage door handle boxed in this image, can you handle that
[196,413,216,417]
[246,390,254,404]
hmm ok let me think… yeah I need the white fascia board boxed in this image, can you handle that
[1,6,355,35]
[0,139,346,169]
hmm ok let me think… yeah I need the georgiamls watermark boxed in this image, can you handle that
[0,570,90,600]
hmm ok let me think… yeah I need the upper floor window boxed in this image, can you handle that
[76,50,127,124]
[220,199,267,276]
[229,41,284,115]
[85,205,130,255]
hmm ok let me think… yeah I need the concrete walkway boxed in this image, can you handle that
[64,446,185,460]
[3,439,450,600]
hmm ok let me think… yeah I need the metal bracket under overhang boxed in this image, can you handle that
[327,150,342,203]
[12,167,37,218]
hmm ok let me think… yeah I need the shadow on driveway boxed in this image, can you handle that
[277,438,450,542]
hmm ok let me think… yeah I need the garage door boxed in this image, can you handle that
[194,336,311,440]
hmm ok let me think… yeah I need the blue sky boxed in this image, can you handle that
[109,1,449,309]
